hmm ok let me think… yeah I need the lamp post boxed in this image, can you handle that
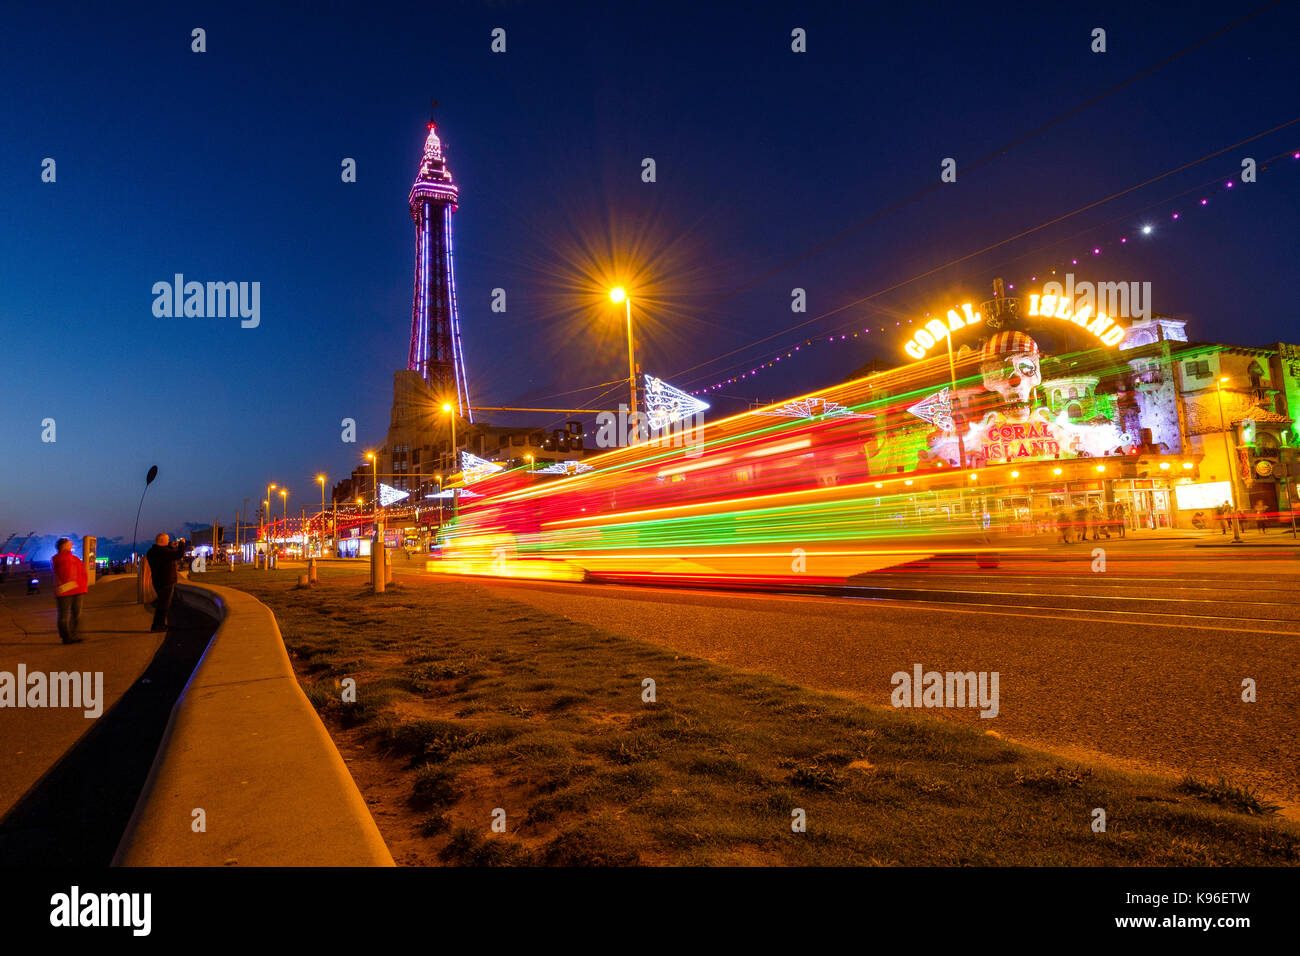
[1215,376,1244,544]
[264,483,276,566]
[442,404,460,523]
[366,451,379,511]
[316,475,326,557]
[280,490,288,551]
[941,327,967,469]
[609,287,637,426]
[441,404,458,472]
[132,465,159,603]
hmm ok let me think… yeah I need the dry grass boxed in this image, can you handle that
[216,564,1300,866]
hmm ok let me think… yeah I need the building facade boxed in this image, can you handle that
[858,282,1300,531]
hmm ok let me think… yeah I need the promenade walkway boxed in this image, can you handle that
[0,572,163,819]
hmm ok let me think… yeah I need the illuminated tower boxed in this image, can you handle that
[408,120,472,421]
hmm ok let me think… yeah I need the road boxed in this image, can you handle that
[408,545,1300,816]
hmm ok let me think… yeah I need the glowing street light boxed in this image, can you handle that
[316,474,327,557]
[365,451,378,511]
[264,483,276,536]
[441,403,458,474]
[609,286,637,423]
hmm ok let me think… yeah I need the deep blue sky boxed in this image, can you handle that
[3,0,1299,554]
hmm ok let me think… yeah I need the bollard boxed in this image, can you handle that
[308,557,318,584]
[384,549,393,585]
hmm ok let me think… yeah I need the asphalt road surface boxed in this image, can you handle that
[417,549,1300,816]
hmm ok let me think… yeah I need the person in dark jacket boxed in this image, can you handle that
[52,537,88,643]
[145,533,185,632]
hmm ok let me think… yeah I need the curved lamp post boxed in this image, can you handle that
[132,465,158,604]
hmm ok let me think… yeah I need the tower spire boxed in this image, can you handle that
[407,112,472,422]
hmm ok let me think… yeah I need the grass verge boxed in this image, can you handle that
[208,563,1299,866]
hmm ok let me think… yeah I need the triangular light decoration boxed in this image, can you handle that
[460,451,505,483]
[906,387,953,431]
[644,374,709,430]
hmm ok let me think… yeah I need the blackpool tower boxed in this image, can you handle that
[407,119,472,421]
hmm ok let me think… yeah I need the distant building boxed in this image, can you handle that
[847,284,1299,528]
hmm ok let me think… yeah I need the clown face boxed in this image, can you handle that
[981,350,1041,417]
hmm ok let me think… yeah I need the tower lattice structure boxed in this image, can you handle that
[408,121,472,421]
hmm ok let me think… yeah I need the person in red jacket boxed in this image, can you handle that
[52,537,88,644]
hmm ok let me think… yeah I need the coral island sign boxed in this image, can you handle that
[981,418,1061,462]
[1026,293,1126,347]
[903,290,1130,360]
[903,304,982,360]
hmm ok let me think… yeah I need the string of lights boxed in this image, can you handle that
[682,2,1284,320]
[684,140,1300,397]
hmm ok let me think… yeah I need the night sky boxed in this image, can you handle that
[3,1,1298,555]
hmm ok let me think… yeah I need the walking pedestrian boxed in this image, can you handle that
[52,538,87,644]
[145,533,185,632]
[1217,501,1229,534]
[1057,507,1072,544]
[1074,502,1090,543]
[1254,500,1268,533]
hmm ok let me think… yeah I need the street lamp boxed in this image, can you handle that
[265,483,276,536]
[365,451,378,511]
[1215,376,1244,543]
[441,403,458,473]
[316,475,326,557]
[609,286,637,423]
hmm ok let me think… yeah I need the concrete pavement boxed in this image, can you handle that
[0,572,164,819]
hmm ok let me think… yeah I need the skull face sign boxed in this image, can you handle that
[979,331,1042,420]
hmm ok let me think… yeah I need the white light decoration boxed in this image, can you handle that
[378,483,410,506]
[644,374,709,430]
[755,397,873,419]
[460,451,505,483]
[906,387,953,431]
[535,460,594,475]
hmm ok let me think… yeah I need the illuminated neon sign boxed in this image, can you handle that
[1026,293,1126,347]
[903,304,982,360]
[981,420,1061,462]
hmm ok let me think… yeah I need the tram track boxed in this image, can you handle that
[413,566,1300,632]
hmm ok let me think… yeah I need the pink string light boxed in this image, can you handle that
[689,148,1300,396]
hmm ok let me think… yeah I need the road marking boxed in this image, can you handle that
[476,576,1300,636]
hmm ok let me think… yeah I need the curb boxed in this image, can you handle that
[112,578,394,867]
